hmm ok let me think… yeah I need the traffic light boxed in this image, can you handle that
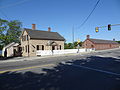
[95,27,99,32]
[77,39,81,46]
[108,24,111,30]
[77,39,80,44]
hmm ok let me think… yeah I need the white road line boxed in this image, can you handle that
[66,63,120,76]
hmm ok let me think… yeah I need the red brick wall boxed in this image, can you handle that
[94,43,119,50]
[82,39,94,49]
[83,39,119,50]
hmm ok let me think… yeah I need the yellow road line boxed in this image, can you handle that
[0,64,55,74]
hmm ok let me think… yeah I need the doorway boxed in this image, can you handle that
[52,46,55,50]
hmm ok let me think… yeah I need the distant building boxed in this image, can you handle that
[82,35,119,50]
[20,24,65,56]
[2,42,21,57]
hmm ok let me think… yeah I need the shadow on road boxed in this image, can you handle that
[0,56,120,90]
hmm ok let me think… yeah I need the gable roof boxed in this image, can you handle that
[3,42,19,50]
[89,38,118,44]
[24,28,65,41]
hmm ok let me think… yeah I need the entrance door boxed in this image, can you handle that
[91,45,94,50]
[13,49,16,56]
[4,49,7,57]
[52,46,55,50]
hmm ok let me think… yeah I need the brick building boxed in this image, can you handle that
[20,24,65,56]
[82,35,119,50]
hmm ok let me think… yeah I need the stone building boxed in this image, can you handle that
[82,35,119,50]
[20,24,65,56]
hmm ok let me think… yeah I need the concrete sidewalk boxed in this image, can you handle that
[0,51,92,63]
[0,48,119,63]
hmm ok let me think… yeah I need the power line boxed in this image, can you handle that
[77,0,101,29]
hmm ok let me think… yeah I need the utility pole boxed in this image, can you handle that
[72,25,74,48]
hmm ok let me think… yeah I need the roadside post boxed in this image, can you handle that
[77,39,81,53]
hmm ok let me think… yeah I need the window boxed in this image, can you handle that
[26,35,29,41]
[42,45,44,50]
[28,45,29,53]
[37,45,39,50]
[60,45,61,50]
[26,45,27,52]
[22,47,24,51]
[22,36,25,41]
[22,35,29,41]
[36,45,44,50]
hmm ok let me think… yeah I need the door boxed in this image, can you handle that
[52,46,55,50]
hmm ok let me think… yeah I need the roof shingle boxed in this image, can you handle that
[89,38,118,44]
[24,28,65,41]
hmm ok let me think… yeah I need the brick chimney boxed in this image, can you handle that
[48,27,51,32]
[87,35,90,39]
[32,24,36,30]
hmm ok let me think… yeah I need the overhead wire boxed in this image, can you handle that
[77,0,101,29]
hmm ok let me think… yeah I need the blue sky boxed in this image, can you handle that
[0,0,120,42]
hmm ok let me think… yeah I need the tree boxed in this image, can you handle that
[64,42,73,49]
[73,42,78,48]
[64,43,68,49]
[116,41,120,44]
[0,18,22,48]
[64,41,83,49]
[7,20,22,43]
[0,19,8,46]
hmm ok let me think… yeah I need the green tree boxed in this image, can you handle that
[64,42,74,49]
[0,18,22,48]
[64,43,68,49]
[7,20,22,43]
[73,41,78,48]
[73,41,83,49]
[68,43,73,49]
[0,19,8,47]
[116,41,120,44]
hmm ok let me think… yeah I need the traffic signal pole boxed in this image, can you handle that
[95,24,120,32]
[98,24,120,28]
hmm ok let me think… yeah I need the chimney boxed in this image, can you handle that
[32,24,36,30]
[48,27,51,32]
[113,38,115,41]
[87,35,90,39]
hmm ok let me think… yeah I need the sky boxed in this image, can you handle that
[0,0,120,42]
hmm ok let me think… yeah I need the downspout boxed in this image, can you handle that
[27,35,29,57]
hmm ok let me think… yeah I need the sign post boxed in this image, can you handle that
[77,39,81,53]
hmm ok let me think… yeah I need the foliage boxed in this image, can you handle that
[0,18,22,48]
[64,43,73,49]
[64,41,83,49]
[116,41,120,44]
[0,45,3,50]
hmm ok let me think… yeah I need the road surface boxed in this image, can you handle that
[0,48,120,90]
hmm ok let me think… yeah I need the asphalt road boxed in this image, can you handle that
[0,48,120,90]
